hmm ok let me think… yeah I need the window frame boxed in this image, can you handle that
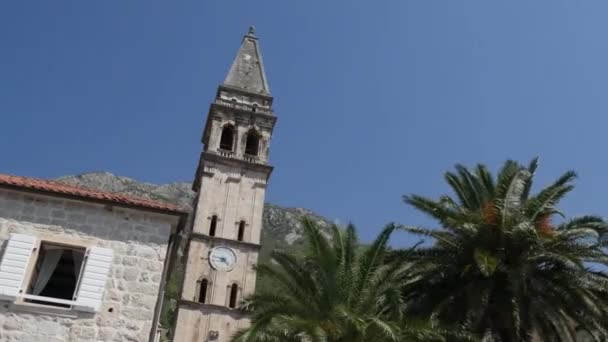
[209,215,218,237]
[198,278,209,304]
[17,236,92,310]
[237,220,246,242]
[228,283,239,308]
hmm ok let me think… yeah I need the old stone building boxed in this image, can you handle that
[172,27,276,341]
[0,174,187,341]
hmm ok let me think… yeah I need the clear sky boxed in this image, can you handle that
[1,1,608,246]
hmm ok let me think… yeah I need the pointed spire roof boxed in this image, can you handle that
[223,26,271,95]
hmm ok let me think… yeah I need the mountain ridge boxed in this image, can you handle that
[55,172,335,258]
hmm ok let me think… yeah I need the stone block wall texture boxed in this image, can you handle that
[173,161,265,342]
[0,189,176,342]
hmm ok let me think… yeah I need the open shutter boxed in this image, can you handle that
[0,234,36,301]
[73,246,113,312]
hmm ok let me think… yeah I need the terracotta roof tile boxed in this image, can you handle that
[0,174,188,215]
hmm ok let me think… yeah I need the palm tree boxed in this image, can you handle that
[401,159,608,341]
[232,218,470,342]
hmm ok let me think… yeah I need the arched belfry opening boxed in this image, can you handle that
[245,129,260,156]
[228,283,239,308]
[219,124,235,151]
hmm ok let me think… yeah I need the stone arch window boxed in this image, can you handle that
[219,124,235,151]
[228,283,239,308]
[245,129,260,156]
[198,278,209,304]
[209,215,218,237]
[237,221,246,241]
[251,104,258,113]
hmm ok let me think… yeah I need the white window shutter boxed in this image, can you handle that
[74,246,113,312]
[0,234,36,301]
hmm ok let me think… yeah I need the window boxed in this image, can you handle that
[228,283,239,308]
[0,233,113,312]
[209,215,218,236]
[245,130,260,156]
[219,125,235,151]
[198,279,208,304]
[26,242,85,308]
[237,221,246,242]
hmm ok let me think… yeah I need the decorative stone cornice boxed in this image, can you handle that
[203,152,273,175]
[210,101,277,129]
[190,232,261,251]
[217,84,273,103]
[177,300,248,318]
[213,98,274,115]
[192,152,273,192]
[252,182,267,189]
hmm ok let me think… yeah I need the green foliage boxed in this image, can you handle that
[154,159,608,342]
[159,237,188,340]
[255,227,310,292]
[159,259,184,330]
[149,192,172,203]
[473,248,498,277]
[402,159,608,341]
[232,218,473,342]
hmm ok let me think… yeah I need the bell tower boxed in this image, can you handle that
[172,27,277,341]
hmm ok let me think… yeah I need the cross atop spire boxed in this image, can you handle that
[223,27,270,95]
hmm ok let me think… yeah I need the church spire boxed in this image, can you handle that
[223,26,271,95]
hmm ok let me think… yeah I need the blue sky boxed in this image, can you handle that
[1,1,608,246]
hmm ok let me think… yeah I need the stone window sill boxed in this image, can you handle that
[7,297,82,318]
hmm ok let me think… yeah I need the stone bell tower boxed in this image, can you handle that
[172,27,277,342]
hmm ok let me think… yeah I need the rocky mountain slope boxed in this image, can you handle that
[56,172,335,262]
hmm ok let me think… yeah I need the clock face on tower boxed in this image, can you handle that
[209,246,237,272]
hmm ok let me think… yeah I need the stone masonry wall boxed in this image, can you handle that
[173,159,266,342]
[0,188,177,342]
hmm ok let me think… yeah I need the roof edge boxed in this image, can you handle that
[0,174,189,217]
